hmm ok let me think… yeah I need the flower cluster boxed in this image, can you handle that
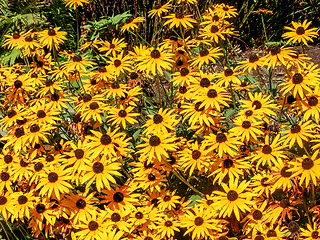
[1,1,320,240]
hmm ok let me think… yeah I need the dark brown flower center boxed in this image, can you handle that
[45,79,54,87]
[109,44,115,49]
[308,96,318,106]
[195,102,205,111]
[125,16,134,24]
[211,25,219,33]
[270,46,281,55]
[34,162,44,172]
[242,121,251,129]
[48,172,58,183]
[111,82,120,89]
[51,93,60,101]
[175,11,184,19]
[281,166,292,178]
[0,196,7,205]
[290,124,301,134]
[153,114,163,124]
[180,68,189,76]
[192,150,201,160]
[118,110,127,118]
[170,35,178,41]
[219,237,228,240]
[13,32,20,39]
[130,72,138,79]
[261,177,270,187]
[252,100,262,110]
[114,59,121,67]
[36,203,46,213]
[135,211,143,219]
[46,155,54,162]
[207,89,218,98]
[20,160,29,167]
[302,158,314,170]
[179,86,187,94]
[280,198,290,208]
[0,172,9,181]
[83,94,92,102]
[89,102,99,110]
[17,118,27,125]
[212,15,220,21]
[75,149,84,159]
[223,158,233,168]
[200,78,210,88]
[88,221,99,231]
[267,230,277,237]
[151,50,161,59]
[48,29,56,36]
[18,195,28,205]
[76,199,86,209]
[30,124,40,133]
[252,210,263,220]
[25,35,33,42]
[98,66,106,72]
[4,155,13,164]
[216,133,227,143]
[296,26,305,35]
[113,192,124,203]
[288,221,299,233]
[7,109,17,118]
[73,55,82,62]
[200,49,209,57]
[311,231,319,239]
[14,80,22,89]
[111,213,121,222]
[262,145,272,154]
[163,195,171,202]
[100,134,112,145]
[14,127,25,138]
[292,73,303,84]
[223,6,229,11]
[194,216,204,226]
[249,54,259,63]
[255,236,264,240]
[240,81,247,87]
[224,68,234,77]
[227,190,238,201]
[37,110,46,118]
[245,110,253,116]
[154,4,162,9]
[206,199,213,205]
[93,162,104,173]
[145,237,153,240]
[149,136,161,146]
[148,173,156,181]
[165,220,173,227]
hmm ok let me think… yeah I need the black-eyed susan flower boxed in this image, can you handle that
[164,11,197,29]
[38,27,67,51]
[216,67,243,87]
[204,131,242,158]
[36,166,72,200]
[249,134,288,168]
[178,141,211,176]
[107,105,139,129]
[281,120,315,148]
[81,160,122,192]
[190,47,223,69]
[64,0,89,10]
[62,54,95,73]
[143,108,179,135]
[99,38,127,56]
[137,46,174,75]
[212,178,255,221]
[271,162,293,191]
[137,133,177,163]
[156,215,180,239]
[103,207,131,232]
[282,20,319,45]
[238,53,263,73]
[181,205,225,240]
[214,3,238,18]
[261,46,294,69]
[290,150,320,186]
[12,190,38,221]
[121,16,145,32]
[3,31,28,49]
[171,67,199,86]
[107,52,132,77]
[148,2,171,18]
[231,116,264,142]
[249,172,274,198]
[196,84,230,111]
[0,192,14,221]
[300,223,320,240]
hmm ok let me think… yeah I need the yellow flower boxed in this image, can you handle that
[148,2,171,18]
[65,0,89,10]
[38,27,67,51]
[164,11,197,29]
[282,20,319,45]
[121,16,145,32]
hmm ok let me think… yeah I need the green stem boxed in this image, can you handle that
[162,160,204,196]
[229,84,236,109]
[260,14,268,43]
[0,221,10,240]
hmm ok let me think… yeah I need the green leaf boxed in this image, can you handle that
[189,194,202,207]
